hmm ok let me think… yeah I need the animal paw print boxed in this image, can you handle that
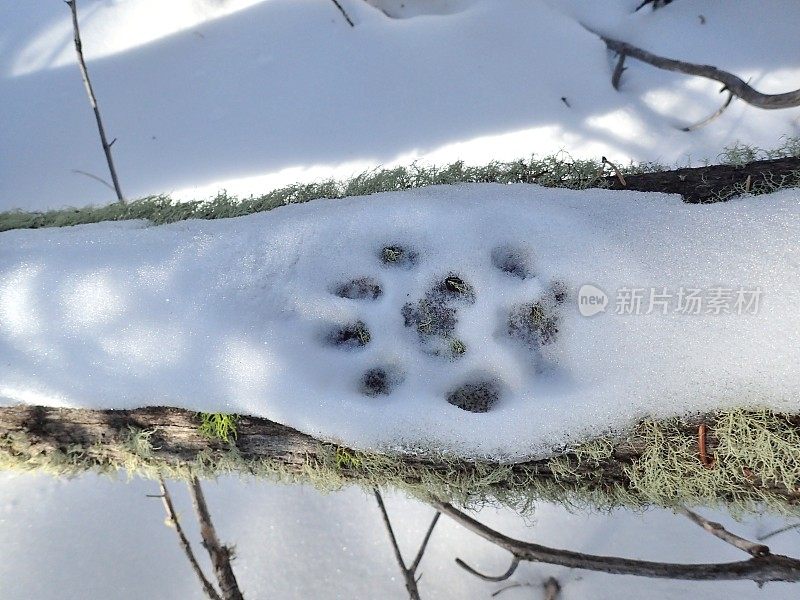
[326,243,569,413]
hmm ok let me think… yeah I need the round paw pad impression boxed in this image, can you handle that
[447,380,501,413]
[360,366,404,397]
[326,321,371,349]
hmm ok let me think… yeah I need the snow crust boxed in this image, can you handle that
[2,184,798,458]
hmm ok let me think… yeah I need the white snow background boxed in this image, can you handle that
[2,1,800,598]
[1,0,799,211]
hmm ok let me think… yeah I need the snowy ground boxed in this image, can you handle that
[3,1,800,598]
[3,471,800,600]
[2,0,799,211]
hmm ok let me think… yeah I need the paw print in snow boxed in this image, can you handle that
[326,243,569,413]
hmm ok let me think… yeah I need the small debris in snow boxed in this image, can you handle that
[333,277,383,300]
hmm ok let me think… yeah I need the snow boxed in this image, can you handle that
[2,184,799,457]
[2,471,800,599]
[1,0,799,212]
[3,2,800,597]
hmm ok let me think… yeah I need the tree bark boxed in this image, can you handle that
[603,156,800,203]
[3,405,800,507]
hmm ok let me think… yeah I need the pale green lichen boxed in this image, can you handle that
[3,409,800,516]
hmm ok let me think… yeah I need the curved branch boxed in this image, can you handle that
[677,507,770,558]
[587,27,800,109]
[681,90,734,132]
[455,555,520,582]
[433,501,800,582]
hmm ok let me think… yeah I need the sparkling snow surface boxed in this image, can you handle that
[2,184,798,458]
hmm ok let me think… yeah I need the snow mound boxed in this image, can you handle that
[1,184,799,458]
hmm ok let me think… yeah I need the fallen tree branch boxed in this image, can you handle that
[605,155,800,202]
[65,0,125,202]
[677,507,770,557]
[433,501,800,582]
[157,478,222,600]
[5,405,800,508]
[587,26,800,109]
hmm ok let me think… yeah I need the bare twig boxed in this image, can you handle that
[189,477,244,600]
[71,169,117,192]
[586,26,800,109]
[330,0,355,26]
[611,52,626,90]
[455,555,520,582]
[156,479,222,600]
[681,89,734,131]
[411,512,441,572]
[433,500,800,582]
[759,523,800,542]
[697,423,714,468]
[65,0,125,202]
[635,0,673,10]
[601,156,627,186]
[374,489,440,599]
[677,507,771,558]
[492,577,560,598]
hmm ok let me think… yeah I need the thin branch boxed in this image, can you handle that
[433,500,800,582]
[189,477,244,600]
[455,555,520,582]
[156,478,222,600]
[759,523,800,542]
[601,156,627,187]
[677,507,771,558]
[330,0,355,26]
[71,169,116,193]
[586,26,800,109]
[611,52,626,90]
[411,512,441,572]
[491,582,529,597]
[374,489,409,571]
[374,489,440,599]
[697,423,714,468]
[635,0,673,10]
[65,0,125,202]
[681,90,734,131]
